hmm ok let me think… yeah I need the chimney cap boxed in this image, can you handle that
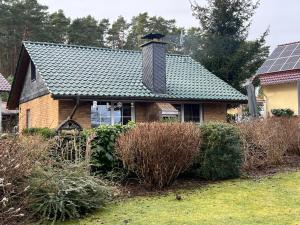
[142,33,165,40]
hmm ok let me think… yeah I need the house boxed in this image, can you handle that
[257,41,300,116]
[1,101,18,132]
[227,97,265,120]
[7,33,247,131]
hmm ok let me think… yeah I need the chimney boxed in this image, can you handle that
[141,33,167,94]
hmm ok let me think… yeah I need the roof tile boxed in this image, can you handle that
[0,73,10,92]
[23,41,246,101]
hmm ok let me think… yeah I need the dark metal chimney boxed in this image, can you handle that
[141,33,167,94]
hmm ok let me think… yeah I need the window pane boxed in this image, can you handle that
[31,61,36,81]
[122,103,132,124]
[123,117,131,125]
[184,104,200,122]
[99,104,111,125]
[122,104,131,117]
[91,102,133,127]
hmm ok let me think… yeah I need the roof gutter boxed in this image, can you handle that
[51,94,248,104]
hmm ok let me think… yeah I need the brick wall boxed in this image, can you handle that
[135,102,161,122]
[19,94,59,131]
[203,103,227,121]
[58,100,91,129]
[19,97,227,132]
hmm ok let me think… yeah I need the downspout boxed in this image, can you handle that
[261,92,268,118]
[298,80,300,116]
[68,96,80,121]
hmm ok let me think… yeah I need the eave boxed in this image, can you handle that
[7,44,31,109]
[51,94,248,104]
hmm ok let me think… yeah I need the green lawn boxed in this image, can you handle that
[61,171,300,225]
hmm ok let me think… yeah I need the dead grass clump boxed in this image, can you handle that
[238,117,300,171]
[116,123,201,189]
[0,135,49,225]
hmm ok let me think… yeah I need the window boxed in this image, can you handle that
[26,109,31,128]
[91,102,134,127]
[171,104,202,123]
[115,103,132,125]
[31,61,36,81]
[184,104,200,122]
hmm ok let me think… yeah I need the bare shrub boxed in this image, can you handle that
[48,134,86,163]
[0,136,48,225]
[116,123,201,189]
[282,117,300,155]
[238,117,300,171]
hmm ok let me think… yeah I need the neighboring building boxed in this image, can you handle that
[227,97,266,119]
[8,34,247,131]
[1,102,18,132]
[257,41,300,116]
[0,73,13,132]
[0,73,11,92]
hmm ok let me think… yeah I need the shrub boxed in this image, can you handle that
[28,164,109,224]
[198,122,242,180]
[239,117,300,170]
[0,136,49,225]
[48,134,87,163]
[22,128,56,139]
[271,108,294,117]
[116,123,201,189]
[88,122,135,174]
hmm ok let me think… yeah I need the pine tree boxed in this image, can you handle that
[47,10,70,43]
[191,0,269,91]
[68,15,101,46]
[107,16,129,49]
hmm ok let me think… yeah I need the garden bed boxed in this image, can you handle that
[117,153,300,197]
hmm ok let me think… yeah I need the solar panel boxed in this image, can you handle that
[280,43,298,57]
[268,46,285,59]
[256,59,276,74]
[281,55,300,71]
[269,57,288,73]
[293,45,300,56]
[257,42,300,74]
[295,59,300,70]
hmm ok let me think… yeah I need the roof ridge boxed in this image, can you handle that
[22,41,191,58]
[278,41,300,47]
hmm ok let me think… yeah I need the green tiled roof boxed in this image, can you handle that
[23,41,247,101]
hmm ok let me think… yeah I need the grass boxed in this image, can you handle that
[60,171,300,225]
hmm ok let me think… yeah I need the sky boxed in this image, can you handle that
[38,0,300,51]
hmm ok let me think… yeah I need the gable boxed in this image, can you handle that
[20,60,49,103]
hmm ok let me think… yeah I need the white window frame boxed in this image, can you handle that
[95,101,135,125]
[181,103,203,123]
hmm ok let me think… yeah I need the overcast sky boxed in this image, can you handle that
[38,0,300,51]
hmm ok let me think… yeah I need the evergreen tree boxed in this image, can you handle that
[191,0,269,91]
[182,27,202,58]
[125,13,182,53]
[107,16,129,49]
[0,0,48,76]
[47,10,70,43]
[68,15,101,46]
[98,18,110,47]
[125,13,150,50]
